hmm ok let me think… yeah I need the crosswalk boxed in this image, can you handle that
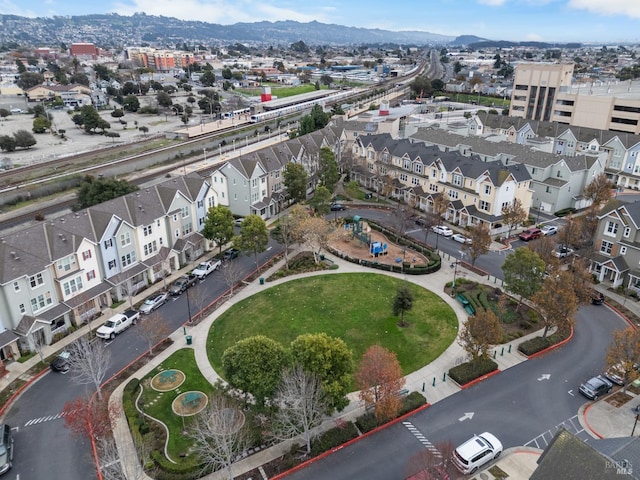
[403,421,442,458]
[23,409,75,428]
[524,415,589,449]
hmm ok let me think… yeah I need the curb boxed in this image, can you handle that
[460,368,501,390]
[581,403,604,439]
[602,302,639,330]
[271,402,432,479]
[525,327,574,359]
[0,366,49,419]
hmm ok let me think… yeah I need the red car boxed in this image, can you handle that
[519,228,542,241]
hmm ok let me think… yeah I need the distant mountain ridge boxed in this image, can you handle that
[0,13,456,47]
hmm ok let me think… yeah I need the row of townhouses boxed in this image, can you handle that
[0,122,343,361]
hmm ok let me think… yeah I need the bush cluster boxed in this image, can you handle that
[310,422,359,456]
[518,330,569,356]
[448,358,498,386]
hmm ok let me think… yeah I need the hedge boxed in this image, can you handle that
[310,421,359,456]
[518,330,570,356]
[448,358,498,386]
[355,392,427,434]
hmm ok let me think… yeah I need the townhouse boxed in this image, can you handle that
[351,133,532,232]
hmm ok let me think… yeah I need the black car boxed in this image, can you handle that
[50,351,70,374]
[592,292,605,305]
[579,375,613,400]
[330,203,347,211]
[222,248,239,261]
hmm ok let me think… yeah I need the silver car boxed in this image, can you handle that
[139,292,169,314]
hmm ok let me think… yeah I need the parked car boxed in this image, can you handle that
[431,225,453,237]
[541,225,558,236]
[579,375,613,400]
[192,259,221,279]
[0,424,13,475]
[50,350,70,374]
[604,364,627,386]
[591,291,605,305]
[139,292,169,314]
[518,228,542,241]
[451,233,472,244]
[96,312,135,340]
[123,309,140,325]
[414,216,428,227]
[553,246,574,258]
[452,432,502,474]
[169,274,199,295]
[234,218,244,227]
[222,248,239,261]
[330,203,347,211]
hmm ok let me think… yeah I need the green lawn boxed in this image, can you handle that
[207,273,458,375]
[235,84,329,98]
[138,349,211,465]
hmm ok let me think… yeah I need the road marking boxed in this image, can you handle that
[538,374,551,381]
[458,412,474,422]
[402,421,441,457]
[406,228,422,234]
[24,409,74,427]
[568,389,574,396]
[525,415,586,449]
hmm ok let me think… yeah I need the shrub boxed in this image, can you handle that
[355,411,380,433]
[554,207,576,217]
[448,358,498,386]
[310,422,359,456]
[398,391,427,416]
[518,330,569,356]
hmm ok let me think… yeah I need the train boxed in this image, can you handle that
[249,89,357,123]
[222,107,251,119]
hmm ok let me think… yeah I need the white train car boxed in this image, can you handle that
[249,90,355,123]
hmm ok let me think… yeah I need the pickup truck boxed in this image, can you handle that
[192,259,221,279]
[96,313,135,340]
[169,274,199,295]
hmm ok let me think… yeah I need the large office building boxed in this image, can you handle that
[510,63,640,135]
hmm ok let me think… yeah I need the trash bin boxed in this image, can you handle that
[186,335,192,345]
[320,254,325,261]
[259,277,264,285]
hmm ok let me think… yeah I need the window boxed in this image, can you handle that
[108,260,117,270]
[605,221,619,236]
[252,178,257,187]
[13,282,19,292]
[453,174,462,186]
[82,250,92,260]
[600,240,613,255]
[429,184,438,192]
[30,292,52,312]
[103,239,112,249]
[19,304,25,314]
[624,226,631,238]
[479,200,490,211]
[197,200,204,208]
[120,232,131,247]
[143,225,153,236]
[144,241,158,256]
[56,256,76,272]
[29,273,44,288]
[431,169,437,178]
[121,252,136,267]
[399,173,408,182]
[368,162,374,171]
[621,246,628,255]
[501,201,509,210]
[173,214,178,222]
[181,206,190,218]
[63,277,83,296]
[404,159,411,170]
[448,190,459,200]
[156,219,161,227]
[208,197,215,208]
[411,177,420,186]
[87,270,96,281]
[175,229,180,238]
[484,185,491,195]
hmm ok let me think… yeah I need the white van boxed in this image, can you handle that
[9,108,23,114]
[452,432,502,474]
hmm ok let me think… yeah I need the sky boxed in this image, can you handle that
[2,0,640,43]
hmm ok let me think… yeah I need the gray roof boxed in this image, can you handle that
[0,330,19,349]
[594,436,640,477]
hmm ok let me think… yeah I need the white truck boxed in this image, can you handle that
[96,312,136,340]
[192,259,221,279]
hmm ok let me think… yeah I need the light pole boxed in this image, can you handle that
[186,289,193,325]
[203,148,207,164]
[632,406,640,435]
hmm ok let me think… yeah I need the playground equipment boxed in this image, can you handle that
[370,241,388,257]
[345,215,371,245]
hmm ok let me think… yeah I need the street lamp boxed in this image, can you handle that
[203,148,207,164]
[186,289,193,325]
[632,405,640,435]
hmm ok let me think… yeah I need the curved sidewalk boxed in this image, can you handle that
[111,250,542,479]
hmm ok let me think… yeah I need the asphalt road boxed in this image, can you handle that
[3,237,282,480]
[285,303,628,480]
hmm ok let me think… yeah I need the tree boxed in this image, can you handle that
[122,95,140,112]
[320,74,333,86]
[77,176,139,209]
[463,223,490,266]
[393,284,414,327]
[501,198,527,238]
[66,337,112,399]
[295,216,334,264]
[584,167,610,203]
[62,394,116,441]
[156,90,173,108]
[188,393,248,480]
[283,162,308,203]
[531,271,579,337]
[409,75,433,99]
[431,78,445,92]
[110,109,125,118]
[202,205,234,254]
[137,311,171,356]
[309,185,332,216]
[502,247,546,310]
[32,116,51,134]
[355,345,405,422]
[458,309,503,360]
[0,109,10,119]
[271,366,327,454]
[221,335,288,406]
[221,260,244,297]
[233,214,269,273]
[298,105,330,136]
[270,205,308,269]
[606,327,640,393]
[318,147,339,192]
[290,333,353,412]
[17,71,44,90]
[13,129,37,149]
[0,135,16,152]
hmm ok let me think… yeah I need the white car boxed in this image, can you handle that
[431,225,453,237]
[451,233,471,244]
[452,432,503,474]
[192,259,221,279]
[541,225,558,236]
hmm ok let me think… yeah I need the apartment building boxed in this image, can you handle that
[510,62,640,135]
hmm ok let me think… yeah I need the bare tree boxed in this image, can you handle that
[295,216,335,264]
[67,337,112,400]
[583,172,613,208]
[270,204,308,269]
[28,328,47,363]
[136,311,171,356]
[271,366,327,455]
[221,261,245,297]
[466,223,491,266]
[96,435,151,480]
[188,394,248,480]
[501,198,527,238]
